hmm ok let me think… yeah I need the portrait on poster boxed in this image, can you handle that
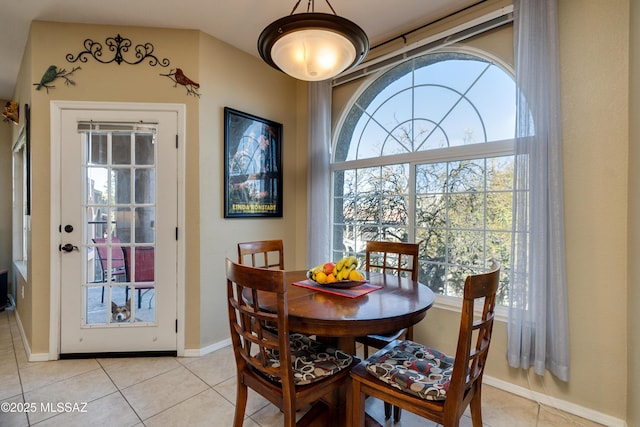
[224,107,283,218]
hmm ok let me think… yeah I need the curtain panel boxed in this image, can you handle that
[306,80,332,266]
[508,0,570,381]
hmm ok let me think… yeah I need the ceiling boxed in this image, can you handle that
[0,0,482,100]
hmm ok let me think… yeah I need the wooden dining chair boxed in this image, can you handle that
[349,262,501,427]
[225,258,358,427]
[356,240,419,420]
[358,241,420,354]
[237,239,284,269]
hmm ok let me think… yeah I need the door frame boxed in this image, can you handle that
[49,100,186,359]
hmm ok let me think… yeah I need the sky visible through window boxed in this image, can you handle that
[345,58,515,161]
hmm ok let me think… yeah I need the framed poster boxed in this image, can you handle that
[224,107,283,218]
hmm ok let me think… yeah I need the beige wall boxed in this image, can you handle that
[628,0,639,425]
[196,31,303,347]
[12,21,302,353]
[333,0,630,422]
[556,0,628,419]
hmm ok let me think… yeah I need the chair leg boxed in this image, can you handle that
[283,401,296,427]
[138,289,142,309]
[350,379,366,427]
[233,382,248,427]
[393,405,402,422]
[384,401,392,419]
[101,286,105,303]
[469,388,483,427]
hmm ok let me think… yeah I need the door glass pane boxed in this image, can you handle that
[134,169,155,204]
[83,128,157,326]
[135,207,155,244]
[112,133,131,165]
[115,207,132,243]
[114,169,131,204]
[85,286,108,324]
[135,133,155,165]
[88,134,107,165]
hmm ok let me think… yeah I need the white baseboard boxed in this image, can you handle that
[182,338,231,358]
[13,308,51,362]
[483,375,626,427]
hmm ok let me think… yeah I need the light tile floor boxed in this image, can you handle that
[0,308,604,427]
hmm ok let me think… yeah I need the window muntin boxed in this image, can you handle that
[332,51,515,305]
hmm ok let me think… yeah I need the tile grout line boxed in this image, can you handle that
[96,358,145,426]
[4,309,31,426]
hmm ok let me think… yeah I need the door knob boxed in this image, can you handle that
[59,243,79,252]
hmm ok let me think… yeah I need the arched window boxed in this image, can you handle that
[331,51,515,304]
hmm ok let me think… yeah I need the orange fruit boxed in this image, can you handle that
[315,271,327,284]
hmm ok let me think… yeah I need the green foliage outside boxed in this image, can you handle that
[333,156,513,306]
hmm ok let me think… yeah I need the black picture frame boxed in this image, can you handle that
[224,107,283,218]
[24,104,31,216]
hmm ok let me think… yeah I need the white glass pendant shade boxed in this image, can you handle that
[258,12,369,81]
[272,29,356,81]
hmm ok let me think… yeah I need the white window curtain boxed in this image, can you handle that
[508,0,570,381]
[306,80,332,266]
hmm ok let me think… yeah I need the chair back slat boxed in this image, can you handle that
[447,262,500,413]
[365,241,419,281]
[237,240,284,270]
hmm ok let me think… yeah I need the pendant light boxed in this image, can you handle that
[258,0,369,81]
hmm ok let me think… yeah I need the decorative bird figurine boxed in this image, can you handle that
[161,68,200,97]
[1,101,19,124]
[33,65,81,93]
[174,68,199,89]
[35,65,58,91]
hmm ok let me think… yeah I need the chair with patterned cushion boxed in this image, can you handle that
[225,258,358,426]
[93,237,127,304]
[237,239,284,269]
[349,262,500,427]
[355,240,420,420]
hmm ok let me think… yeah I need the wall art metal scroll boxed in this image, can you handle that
[32,65,81,93]
[66,33,170,67]
[63,33,198,96]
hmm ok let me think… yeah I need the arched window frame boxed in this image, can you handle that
[330,46,516,307]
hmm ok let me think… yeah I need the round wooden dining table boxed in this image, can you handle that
[242,269,435,427]
[279,270,435,354]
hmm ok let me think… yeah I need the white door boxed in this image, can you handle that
[59,108,178,354]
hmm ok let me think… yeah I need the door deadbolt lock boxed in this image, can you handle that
[59,243,79,253]
[64,225,74,233]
